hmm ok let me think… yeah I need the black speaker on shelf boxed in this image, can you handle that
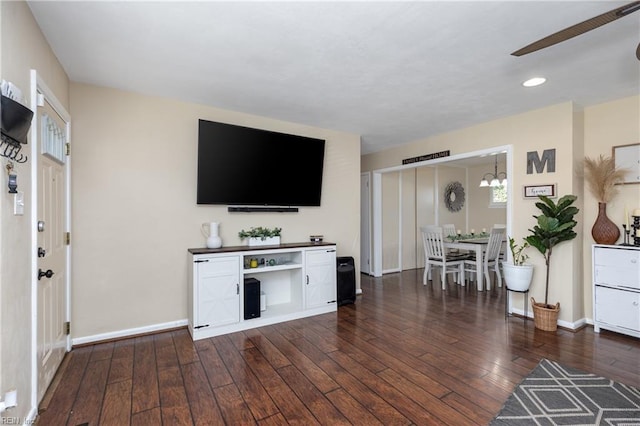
[337,256,356,306]
[244,277,261,319]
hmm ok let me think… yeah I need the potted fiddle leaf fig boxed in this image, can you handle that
[502,237,533,292]
[525,194,579,331]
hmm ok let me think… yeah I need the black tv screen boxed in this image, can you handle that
[197,119,326,206]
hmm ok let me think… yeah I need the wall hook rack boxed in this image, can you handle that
[1,95,33,164]
[0,134,27,163]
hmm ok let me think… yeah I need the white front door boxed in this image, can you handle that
[36,95,69,402]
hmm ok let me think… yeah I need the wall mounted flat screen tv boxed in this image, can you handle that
[197,119,326,206]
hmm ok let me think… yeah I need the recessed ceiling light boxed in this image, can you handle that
[522,77,546,87]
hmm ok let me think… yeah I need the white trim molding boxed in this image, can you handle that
[71,319,189,346]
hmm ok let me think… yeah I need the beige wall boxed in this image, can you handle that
[1,0,70,420]
[70,83,361,339]
[363,102,586,326]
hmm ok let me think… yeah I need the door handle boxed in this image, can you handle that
[37,221,45,232]
[38,269,54,280]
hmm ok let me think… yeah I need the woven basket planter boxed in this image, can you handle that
[531,298,560,331]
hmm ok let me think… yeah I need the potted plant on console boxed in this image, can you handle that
[525,194,579,331]
[238,226,282,247]
[502,237,533,292]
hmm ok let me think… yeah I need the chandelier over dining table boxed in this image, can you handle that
[479,155,507,187]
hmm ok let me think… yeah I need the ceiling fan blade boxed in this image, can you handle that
[512,1,640,56]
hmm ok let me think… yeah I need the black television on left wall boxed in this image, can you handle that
[197,119,326,207]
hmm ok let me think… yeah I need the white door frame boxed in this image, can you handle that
[360,172,372,275]
[30,69,72,410]
[371,145,512,277]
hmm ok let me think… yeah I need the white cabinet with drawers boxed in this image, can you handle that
[592,244,640,338]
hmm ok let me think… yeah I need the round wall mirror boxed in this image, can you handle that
[444,181,465,212]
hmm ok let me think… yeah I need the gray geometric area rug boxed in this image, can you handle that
[490,358,640,425]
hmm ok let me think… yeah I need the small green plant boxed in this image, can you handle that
[238,226,282,241]
[508,237,530,266]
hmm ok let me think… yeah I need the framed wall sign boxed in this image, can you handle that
[613,143,640,184]
[523,184,556,199]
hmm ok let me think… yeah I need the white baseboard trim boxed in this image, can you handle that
[559,317,588,331]
[72,319,188,346]
[26,405,38,424]
[356,288,363,295]
[510,309,589,332]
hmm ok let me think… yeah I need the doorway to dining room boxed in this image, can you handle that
[367,145,512,278]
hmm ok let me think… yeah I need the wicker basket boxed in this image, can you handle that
[531,298,560,331]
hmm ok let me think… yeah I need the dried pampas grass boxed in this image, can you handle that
[582,155,626,203]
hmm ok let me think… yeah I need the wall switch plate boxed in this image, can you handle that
[13,191,24,215]
[4,389,16,408]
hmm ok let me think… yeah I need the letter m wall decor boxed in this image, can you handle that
[527,149,556,174]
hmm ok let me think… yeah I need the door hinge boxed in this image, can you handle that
[64,321,70,335]
[65,232,70,245]
[65,143,70,156]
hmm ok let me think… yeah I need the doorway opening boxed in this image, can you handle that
[367,145,512,277]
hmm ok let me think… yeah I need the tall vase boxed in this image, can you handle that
[591,203,620,245]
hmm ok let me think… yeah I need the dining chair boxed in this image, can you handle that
[421,225,468,290]
[442,223,461,254]
[492,224,507,262]
[463,226,506,290]
[442,224,457,240]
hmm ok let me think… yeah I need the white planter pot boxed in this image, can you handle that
[248,236,280,247]
[502,262,534,291]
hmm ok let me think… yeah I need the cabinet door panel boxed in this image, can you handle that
[197,256,240,328]
[305,249,337,309]
[595,286,640,331]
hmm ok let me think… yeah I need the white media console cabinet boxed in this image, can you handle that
[592,244,640,339]
[187,242,337,340]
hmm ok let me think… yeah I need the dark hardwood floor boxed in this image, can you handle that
[36,269,640,425]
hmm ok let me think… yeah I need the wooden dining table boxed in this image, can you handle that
[444,237,503,291]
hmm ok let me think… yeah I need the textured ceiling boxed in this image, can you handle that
[27,1,640,155]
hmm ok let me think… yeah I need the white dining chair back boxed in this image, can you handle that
[421,225,467,290]
[464,226,506,290]
[442,224,457,239]
[492,224,507,261]
[485,227,506,264]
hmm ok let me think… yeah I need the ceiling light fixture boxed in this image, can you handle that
[523,77,546,87]
[479,155,507,187]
